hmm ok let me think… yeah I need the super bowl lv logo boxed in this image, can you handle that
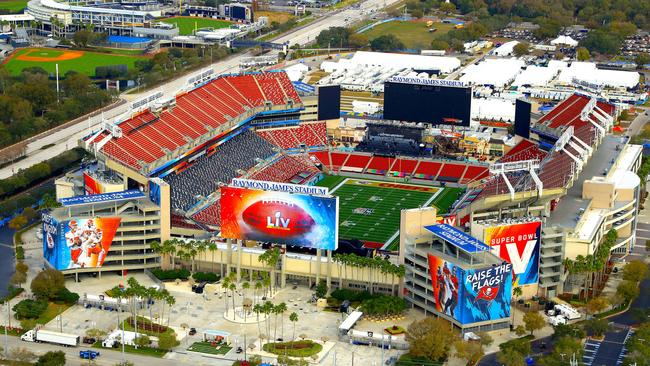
[267,211,291,230]
[485,222,541,285]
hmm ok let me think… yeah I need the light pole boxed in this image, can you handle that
[4,302,9,359]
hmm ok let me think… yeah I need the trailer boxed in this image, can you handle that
[554,304,581,320]
[21,329,80,347]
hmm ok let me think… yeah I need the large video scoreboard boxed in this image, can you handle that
[383,77,472,126]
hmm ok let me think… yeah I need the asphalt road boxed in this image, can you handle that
[0,0,398,180]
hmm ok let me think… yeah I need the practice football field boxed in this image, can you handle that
[317,176,452,250]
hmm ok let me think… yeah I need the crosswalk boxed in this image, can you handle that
[582,339,600,366]
[583,324,633,366]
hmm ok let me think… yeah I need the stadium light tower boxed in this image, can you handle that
[489,159,542,199]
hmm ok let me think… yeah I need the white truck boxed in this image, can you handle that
[554,304,582,320]
[102,330,158,348]
[21,329,80,347]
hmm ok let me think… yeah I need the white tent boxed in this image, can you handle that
[284,63,309,82]
[459,58,525,88]
[557,62,640,88]
[471,98,516,122]
[349,51,461,74]
[512,66,559,87]
[550,35,578,47]
[492,41,519,56]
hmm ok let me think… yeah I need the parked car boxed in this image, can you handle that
[82,337,96,344]
[79,350,100,360]
[189,328,197,336]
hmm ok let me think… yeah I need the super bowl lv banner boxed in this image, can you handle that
[484,222,541,286]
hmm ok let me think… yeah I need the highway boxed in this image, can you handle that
[0,0,399,180]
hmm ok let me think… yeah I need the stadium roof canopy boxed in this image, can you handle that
[348,51,461,74]
[459,59,525,88]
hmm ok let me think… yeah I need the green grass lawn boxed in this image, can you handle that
[331,178,440,247]
[315,175,347,190]
[430,187,464,214]
[4,48,147,77]
[93,341,168,358]
[160,16,232,35]
[188,341,232,355]
[262,340,322,357]
[0,0,28,12]
[362,20,454,50]
[37,303,71,325]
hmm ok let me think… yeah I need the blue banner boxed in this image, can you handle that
[425,224,490,253]
[60,190,145,207]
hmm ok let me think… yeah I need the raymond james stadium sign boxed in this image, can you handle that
[387,76,467,88]
[231,178,329,196]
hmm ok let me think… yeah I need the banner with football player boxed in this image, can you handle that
[429,254,512,324]
[220,186,339,250]
[42,216,121,270]
[483,221,541,285]
[458,263,513,324]
[428,254,461,319]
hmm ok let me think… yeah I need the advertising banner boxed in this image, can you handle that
[43,216,121,270]
[220,186,338,250]
[428,254,512,324]
[428,255,461,319]
[483,222,541,285]
[458,262,513,324]
[83,172,103,195]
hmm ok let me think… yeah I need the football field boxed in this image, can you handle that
[317,176,443,250]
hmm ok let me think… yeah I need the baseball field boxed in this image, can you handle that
[2,48,147,76]
[316,176,458,251]
[160,16,232,35]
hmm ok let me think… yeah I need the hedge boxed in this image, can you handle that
[330,288,374,302]
[192,272,219,283]
[151,268,190,281]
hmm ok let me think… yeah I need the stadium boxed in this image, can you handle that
[46,60,643,332]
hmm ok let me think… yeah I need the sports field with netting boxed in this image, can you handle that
[317,176,446,250]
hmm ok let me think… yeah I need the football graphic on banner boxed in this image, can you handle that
[242,199,316,238]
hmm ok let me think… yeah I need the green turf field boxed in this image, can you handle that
[0,0,28,12]
[187,342,232,355]
[362,20,454,50]
[161,16,232,35]
[430,187,464,214]
[326,178,441,249]
[3,48,147,76]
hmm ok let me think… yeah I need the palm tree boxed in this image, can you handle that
[254,281,263,306]
[196,241,207,272]
[229,282,237,316]
[512,286,523,326]
[208,241,218,273]
[289,312,298,342]
[259,248,280,294]
[222,276,231,313]
[166,295,176,326]
[276,302,287,340]
[262,274,271,298]
[263,301,274,346]
[242,282,250,302]
[253,303,263,341]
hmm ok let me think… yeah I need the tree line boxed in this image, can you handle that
[0,67,112,149]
